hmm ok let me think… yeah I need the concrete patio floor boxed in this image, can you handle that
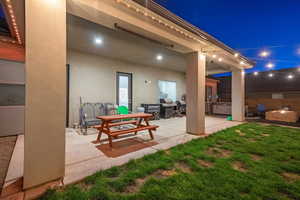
[3,116,242,192]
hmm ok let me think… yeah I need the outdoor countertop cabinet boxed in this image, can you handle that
[266,110,299,123]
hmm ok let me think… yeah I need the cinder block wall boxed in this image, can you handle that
[246,95,300,115]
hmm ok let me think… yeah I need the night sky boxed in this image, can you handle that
[0,4,5,18]
[157,0,300,75]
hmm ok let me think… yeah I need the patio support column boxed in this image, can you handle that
[24,0,66,189]
[186,51,206,135]
[231,69,245,121]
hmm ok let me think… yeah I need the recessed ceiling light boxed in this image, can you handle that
[266,63,274,68]
[240,61,245,65]
[156,54,163,61]
[212,54,217,58]
[234,53,239,57]
[254,71,259,76]
[218,58,223,62]
[95,38,103,45]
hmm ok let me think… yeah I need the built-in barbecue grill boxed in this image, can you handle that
[141,104,161,120]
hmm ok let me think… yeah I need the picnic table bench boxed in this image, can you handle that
[94,113,159,148]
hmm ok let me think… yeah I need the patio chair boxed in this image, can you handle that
[94,103,106,117]
[104,103,118,116]
[117,106,133,129]
[80,103,102,134]
[257,104,266,118]
[117,106,130,115]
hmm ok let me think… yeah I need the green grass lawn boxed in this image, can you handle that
[41,123,300,200]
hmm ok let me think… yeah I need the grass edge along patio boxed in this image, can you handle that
[40,123,300,200]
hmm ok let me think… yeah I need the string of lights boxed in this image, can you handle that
[251,69,300,80]
[115,0,251,67]
[0,0,21,45]
[236,45,300,79]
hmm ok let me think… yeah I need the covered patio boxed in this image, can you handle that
[3,116,242,194]
[0,0,255,198]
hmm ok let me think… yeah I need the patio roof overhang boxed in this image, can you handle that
[67,0,255,73]
[67,14,240,75]
[132,0,255,67]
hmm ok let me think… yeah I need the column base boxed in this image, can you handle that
[186,131,206,136]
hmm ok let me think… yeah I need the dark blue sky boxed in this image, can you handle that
[158,0,300,74]
[0,4,5,18]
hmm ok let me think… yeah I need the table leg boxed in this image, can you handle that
[108,135,113,148]
[105,121,113,148]
[97,121,105,141]
[135,118,143,135]
[145,117,154,140]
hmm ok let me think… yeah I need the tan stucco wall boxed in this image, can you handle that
[67,50,186,126]
[232,69,245,121]
[24,0,66,189]
[186,52,206,135]
[0,59,25,83]
[0,60,25,137]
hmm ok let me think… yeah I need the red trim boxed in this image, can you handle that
[0,41,25,62]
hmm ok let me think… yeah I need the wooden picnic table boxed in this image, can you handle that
[94,113,159,148]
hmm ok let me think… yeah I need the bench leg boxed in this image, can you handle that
[97,131,102,141]
[97,121,105,141]
[148,129,154,140]
[108,135,113,148]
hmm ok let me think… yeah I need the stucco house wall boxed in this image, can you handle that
[67,50,186,126]
[0,59,25,136]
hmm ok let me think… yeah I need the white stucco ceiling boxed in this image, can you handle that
[67,15,232,74]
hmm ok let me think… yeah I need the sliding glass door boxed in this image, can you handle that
[116,72,132,111]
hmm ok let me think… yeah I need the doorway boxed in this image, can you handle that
[116,72,133,111]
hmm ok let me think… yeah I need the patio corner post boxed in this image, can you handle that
[231,69,245,121]
[24,0,66,189]
[186,51,206,135]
